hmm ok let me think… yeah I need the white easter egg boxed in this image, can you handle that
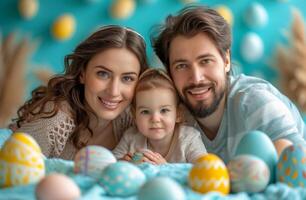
[244,2,268,28]
[240,32,264,63]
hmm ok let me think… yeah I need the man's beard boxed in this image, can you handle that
[181,83,226,118]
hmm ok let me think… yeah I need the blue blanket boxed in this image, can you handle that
[1,129,306,200]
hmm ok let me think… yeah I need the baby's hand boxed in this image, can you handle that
[141,149,167,165]
[120,152,133,161]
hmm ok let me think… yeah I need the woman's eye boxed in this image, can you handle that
[97,71,110,79]
[122,76,136,83]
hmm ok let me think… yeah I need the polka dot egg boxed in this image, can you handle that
[277,144,306,187]
[188,153,230,194]
[0,132,45,188]
[227,155,270,193]
[74,145,116,178]
[100,161,146,196]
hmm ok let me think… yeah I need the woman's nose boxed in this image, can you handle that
[108,78,120,97]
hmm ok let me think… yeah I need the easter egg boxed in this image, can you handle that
[235,130,277,183]
[240,32,264,63]
[36,173,81,200]
[227,155,270,193]
[100,161,146,196]
[51,14,76,41]
[110,0,135,19]
[74,145,116,178]
[244,2,268,28]
[277,144,306,187]
[18,0,38,20]
[138,177,185,200]
[0,132,45,187]
[188,153,230,194]
[215,5,233,26]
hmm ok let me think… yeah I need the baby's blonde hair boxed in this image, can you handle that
[132,68,180,111]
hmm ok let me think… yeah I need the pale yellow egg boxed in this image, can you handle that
[18,0,39,20]
[188,153,230,195]
[110,0,136,19]
[215,5,233,26]
[51,14,76,41]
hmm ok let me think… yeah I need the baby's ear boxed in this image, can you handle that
[130,106,136,119]
[176,103,183,123]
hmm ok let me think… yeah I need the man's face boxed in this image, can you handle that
[169,33,230,118]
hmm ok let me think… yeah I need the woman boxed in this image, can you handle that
[12,25,148,160]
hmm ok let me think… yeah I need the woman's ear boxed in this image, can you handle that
[79,70,85,84]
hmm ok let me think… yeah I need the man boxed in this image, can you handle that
[151,6,306,163]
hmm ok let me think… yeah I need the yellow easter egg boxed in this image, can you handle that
[0,132,45,188]
[52,14,76,41]
[18,0,39,20]
[110,0,136,19]
[215,5,233,26]
[188,153,230,195]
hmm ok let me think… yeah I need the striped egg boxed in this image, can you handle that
[0,132,45,188]
[277,144,306,187]
[74,145,116,178]
[188,153,230,195]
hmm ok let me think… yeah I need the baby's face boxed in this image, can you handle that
[135,88,178,141]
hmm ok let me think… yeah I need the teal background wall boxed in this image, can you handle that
[0,0,306,113]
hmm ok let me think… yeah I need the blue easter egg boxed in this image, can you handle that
[100,161,146,196]
[138,177,185,200]
[277,144,306,187]
[240,32,264,63]
[235,130,278,183]
[244,2,268,28]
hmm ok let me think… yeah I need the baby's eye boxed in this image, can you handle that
[140,110,150,115]
[97,71,110,79]
[160,108,170,114]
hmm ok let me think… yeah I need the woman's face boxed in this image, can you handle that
[80,48,141,120]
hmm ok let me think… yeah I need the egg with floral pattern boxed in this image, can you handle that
[100,161,146,196]
[227,155,270,193]
[188,153,230,194]
[277,144,306,187]
[0,132,45,188]
[74,145,116,178]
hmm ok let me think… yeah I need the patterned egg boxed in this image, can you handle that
[277,144,306,187]
[235,130,277,183]
[110,0,135,19]
[188,153,230,195]
[51,13,76,41]
[227,155,270,193]
[138,177,185,200]
[100,161,146,196]
[74,145,116,178]
[0,132,45,188]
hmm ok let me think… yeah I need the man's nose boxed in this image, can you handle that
[190,65,204,84]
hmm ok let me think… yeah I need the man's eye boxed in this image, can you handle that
[175,63,187,70]
[97,71,110,79]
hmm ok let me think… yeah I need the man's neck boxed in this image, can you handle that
[196,95,226,140]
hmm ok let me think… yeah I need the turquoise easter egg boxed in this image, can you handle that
[227,155,270,193]
[277,144,306,187]
[244,2,268,28]
[235,130,277,183]
[240,32,264,63]
[100,161,146,196]
[74,145,116,178]
[0,132,45,187]
[138,177,185,200]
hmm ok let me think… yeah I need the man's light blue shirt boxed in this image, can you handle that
[184,74,306,163]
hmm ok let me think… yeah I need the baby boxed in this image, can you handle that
[113,68,207,164]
